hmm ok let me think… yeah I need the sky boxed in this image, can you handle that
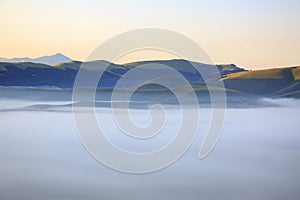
[0,0,299,69]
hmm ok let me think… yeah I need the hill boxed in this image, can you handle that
[222,66,300,96]
[0,59,299,98]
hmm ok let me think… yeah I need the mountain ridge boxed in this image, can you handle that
[0,53,72,66]
[0,58,299,98]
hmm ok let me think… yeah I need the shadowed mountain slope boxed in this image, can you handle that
[0,59,299,98]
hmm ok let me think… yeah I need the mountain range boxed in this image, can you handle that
[0,54,299,98]
[0,53,72,66]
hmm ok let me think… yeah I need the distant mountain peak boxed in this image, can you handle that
[51,53,67,57]
[0,53,72,66]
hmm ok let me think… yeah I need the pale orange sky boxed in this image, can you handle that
[0,0,300,69]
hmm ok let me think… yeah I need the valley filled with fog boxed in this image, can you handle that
[0,88,299,200]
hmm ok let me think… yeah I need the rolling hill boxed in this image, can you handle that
[0,57,299,98]
[222,66,300,97]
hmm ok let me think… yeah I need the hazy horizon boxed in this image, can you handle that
[1,52,299,71]
[1,0,300,69]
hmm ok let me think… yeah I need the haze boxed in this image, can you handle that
[0,0,300,69]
